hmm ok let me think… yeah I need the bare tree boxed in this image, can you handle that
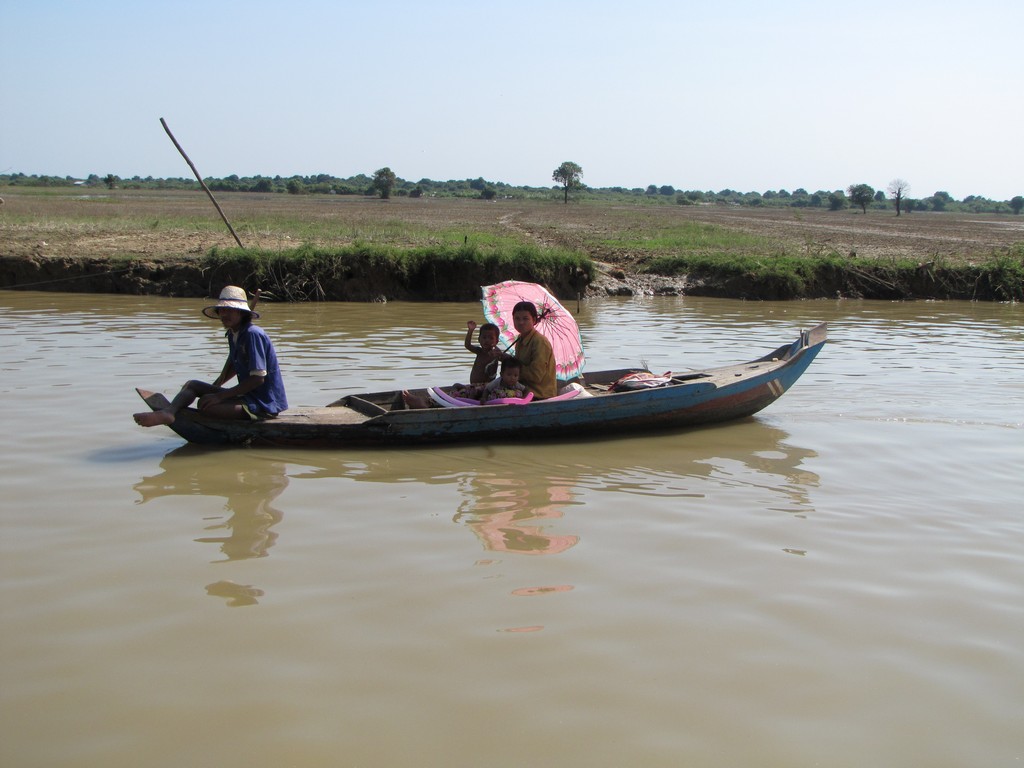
[887,179,911,216]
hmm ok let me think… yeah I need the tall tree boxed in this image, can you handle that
[847,183,875,214]
[887,178,911,216]
[1011,196,1024,215]
[552,161,583,204]
[372,167,396,199]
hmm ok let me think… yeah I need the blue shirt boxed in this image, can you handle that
[227,324,288,415]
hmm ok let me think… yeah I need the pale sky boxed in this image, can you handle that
[3,0,1021,200]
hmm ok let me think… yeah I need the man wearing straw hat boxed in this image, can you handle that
[133,286,288,428]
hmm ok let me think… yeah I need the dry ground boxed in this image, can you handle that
[2,188,1021,270]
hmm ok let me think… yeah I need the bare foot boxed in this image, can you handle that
[401,390,430,409]
[133,409,175,427]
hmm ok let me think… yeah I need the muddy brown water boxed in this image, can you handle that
[1,291,1021,767]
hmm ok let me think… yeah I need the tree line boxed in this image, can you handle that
[2,170,1021,215]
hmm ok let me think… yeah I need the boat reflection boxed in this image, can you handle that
[133,419,819,605]
[566,422,821,518]
[286,418,820,538]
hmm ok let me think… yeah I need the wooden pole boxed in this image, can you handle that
[160,117,244,249]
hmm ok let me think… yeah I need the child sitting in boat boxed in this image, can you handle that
[480,358,527,404]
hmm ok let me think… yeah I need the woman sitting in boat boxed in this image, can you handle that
[496,301,557,399]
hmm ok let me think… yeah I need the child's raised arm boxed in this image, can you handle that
[464,320,479,353]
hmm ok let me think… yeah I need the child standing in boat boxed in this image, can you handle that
[401,320,506,409]
[133,286,288,427]
[445,319,501,400]
[464,320,501,384]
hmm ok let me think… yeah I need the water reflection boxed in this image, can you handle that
[204,580,265,607]
[131,418,819,610]
[286,419,820,539]
[288,451,582,556]
[453,474,580,555]
[134,450,288,606]
[135,450,287,563]
[556,422,821,519]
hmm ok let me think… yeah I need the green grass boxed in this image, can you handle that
[597,220,776,254]
[222,215,531,250]
[203,236,1020,303]
[642,247,1024,301]
[977,243,1024,301]
[202,243,595,302]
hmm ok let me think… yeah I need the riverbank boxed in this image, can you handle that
[2,189,1021,301]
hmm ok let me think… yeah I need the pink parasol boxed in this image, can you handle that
[481,280,585,381]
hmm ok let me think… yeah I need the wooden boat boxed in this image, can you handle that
[136,322,827,448]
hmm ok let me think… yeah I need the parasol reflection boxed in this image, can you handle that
[454,474,580,556]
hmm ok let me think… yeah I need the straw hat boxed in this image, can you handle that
[202,286,259,319]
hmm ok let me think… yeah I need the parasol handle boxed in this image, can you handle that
[498,335,520,357]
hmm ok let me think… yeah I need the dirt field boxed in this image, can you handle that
[2,188,1022,268]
